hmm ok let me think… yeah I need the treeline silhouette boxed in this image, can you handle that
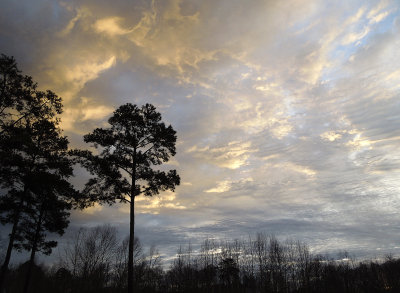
[2,225,400,293]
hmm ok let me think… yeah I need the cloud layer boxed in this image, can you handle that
[1,0,400,262]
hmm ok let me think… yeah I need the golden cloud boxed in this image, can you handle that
[94,17,133,35]
[187,141,256,169]
[205,180,231,193]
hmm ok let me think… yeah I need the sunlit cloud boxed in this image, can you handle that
[341,26,370,45]
[64,56,116,92]
[205,180,231,193]
[321,131,343,142]
[283,162,317,177]
[117,191,187,215]
[367,0,391,23]
[82,203,103,215]
[1,0,400,262]
[187,141,256,169]
[93,17,132,35]
[58,4,89,36]
[81,104,114,121]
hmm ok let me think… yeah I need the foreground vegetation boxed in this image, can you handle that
[2,225,400,293]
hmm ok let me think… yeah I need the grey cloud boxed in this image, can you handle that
[1,0,400,265]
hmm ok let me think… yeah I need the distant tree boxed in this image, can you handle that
[218,257,240,288]
[112,236,131,292]
[59,225,144,292]
[141,245,163,291]
[60,225,119,292]
[76,103,180,293]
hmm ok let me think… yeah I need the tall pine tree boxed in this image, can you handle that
[77,103,180,292]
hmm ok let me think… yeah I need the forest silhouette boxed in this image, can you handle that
[1,54,400,293]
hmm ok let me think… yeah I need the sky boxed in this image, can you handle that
[1,0,400,264]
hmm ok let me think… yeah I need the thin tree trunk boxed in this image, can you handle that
[23,207,43,293]
[0,72,7,115]
[23,247,37,293]
[0,189,26,292]
[0,209,20,291]
[128,149,136,293]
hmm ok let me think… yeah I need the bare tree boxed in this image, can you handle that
[60,225,118,292]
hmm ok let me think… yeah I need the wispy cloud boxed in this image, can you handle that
[1,0,400,261]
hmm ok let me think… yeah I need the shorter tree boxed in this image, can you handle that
[0,118,82,293]
[17,171,77,293]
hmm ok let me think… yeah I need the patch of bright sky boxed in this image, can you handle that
[320,4,396,84]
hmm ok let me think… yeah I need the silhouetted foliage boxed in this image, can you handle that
[75,103,180,292]
[0,54,82,293]
[0,122,78,293]
[0,54,62,134]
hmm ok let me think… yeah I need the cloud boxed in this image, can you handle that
[341,26,371,45]
[63,56,116,95]
[1,0,400,264]
[187,140,256,169]
[321,131,343,142]
[367,0,391,24]
[93,17,132,35]
[205,180,232,193]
